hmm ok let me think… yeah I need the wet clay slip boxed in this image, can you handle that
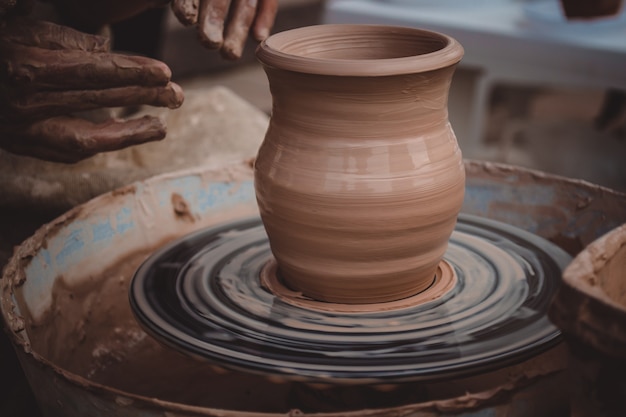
[254,25,465,304]
[130,214,570,384]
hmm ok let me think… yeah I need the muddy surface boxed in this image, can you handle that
[22,247,289,412]
[5,158,618,415]
[19,237,567,414]
[19,246,445,412]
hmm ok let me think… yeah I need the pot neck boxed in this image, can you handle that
[263,65,457,138]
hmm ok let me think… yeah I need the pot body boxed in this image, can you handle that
[254,25,465,303]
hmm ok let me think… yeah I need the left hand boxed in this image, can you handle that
[0,18,184,163]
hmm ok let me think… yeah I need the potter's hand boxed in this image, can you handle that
[39,0,277,58]
[0,18,184,163]
[172,0,278,59]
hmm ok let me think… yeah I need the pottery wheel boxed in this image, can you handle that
[130,214,571,383]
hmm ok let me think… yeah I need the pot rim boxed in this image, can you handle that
[256,24,464,76]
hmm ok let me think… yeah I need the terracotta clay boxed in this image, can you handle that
[0,17,183,163]
[550,223,626,360]
[549,224,626,416]
[254,24,465,303]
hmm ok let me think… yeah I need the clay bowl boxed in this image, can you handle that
[549,223,626,415]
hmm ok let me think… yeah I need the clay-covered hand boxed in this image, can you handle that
[0,18,184,163]
[171,0,278,59]
[42,0,277,58]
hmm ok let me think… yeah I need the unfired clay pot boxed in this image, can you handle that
[254,24,465,304]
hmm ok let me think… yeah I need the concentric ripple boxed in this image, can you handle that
[130,214,571,383]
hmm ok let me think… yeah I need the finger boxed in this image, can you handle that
[222,0,257,59]
[171,0,200,26]
[11,82,184,119]
[53,115,168,154]
[1,17,109,52]
[7,46,173,90]
[197,0,231,49]
[2,115,167,163]
[0,118,86,162]
[0,141,80,163]
[252,0,277,41]
[72,115,168,153]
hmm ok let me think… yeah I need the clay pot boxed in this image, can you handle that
[254,24,465,304]
[549,224,626,416]
[559,0,624,19]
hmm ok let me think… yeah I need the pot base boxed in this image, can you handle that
[260,258,457,313]
[130,213,571,384]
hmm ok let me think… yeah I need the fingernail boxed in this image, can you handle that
[149,115,167,140]
[167,83,185,109]
[256,27,270,41]
[199,23,223,49]
[221,40,243,60]
[143,60,172,84]
[126,116,167,144]
[156,61,172,81]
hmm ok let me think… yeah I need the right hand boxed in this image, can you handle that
[43,0,278,59]
[171,0,279,59]
[0,17,184,163]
